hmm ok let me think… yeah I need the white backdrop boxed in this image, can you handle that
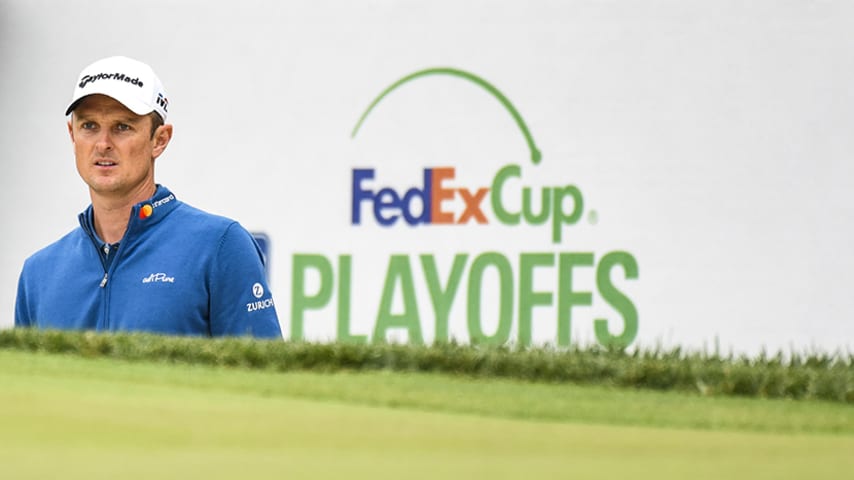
[1,0,852,355]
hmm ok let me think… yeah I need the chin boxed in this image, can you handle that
[87,181,124,195]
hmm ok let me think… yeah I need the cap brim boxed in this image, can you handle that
[65,93,155,117]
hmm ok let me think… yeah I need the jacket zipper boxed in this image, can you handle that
[82,209,135,329]
[82,226,111,330]
[101,221,133,329]
[99,244,114,288]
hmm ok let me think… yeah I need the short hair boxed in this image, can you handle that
[149,112,164,139]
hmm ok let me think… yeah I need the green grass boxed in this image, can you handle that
[1,349,851,479]
[2,329,852,403]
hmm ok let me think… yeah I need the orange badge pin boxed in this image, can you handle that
[139,204,154,219]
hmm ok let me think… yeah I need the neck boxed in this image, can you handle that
[90,183,157,244]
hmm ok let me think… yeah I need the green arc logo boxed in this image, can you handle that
[351,67,543,165]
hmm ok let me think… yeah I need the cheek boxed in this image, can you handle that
[126,139,155,167]
[133,141,153,159]
[72,139,89,164]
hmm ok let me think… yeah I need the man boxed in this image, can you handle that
[15,56,282,338]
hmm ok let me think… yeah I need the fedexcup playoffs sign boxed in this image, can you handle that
[290,68,639,347]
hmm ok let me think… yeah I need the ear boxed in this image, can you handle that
[67,119,75,143]
[151,124,173,160]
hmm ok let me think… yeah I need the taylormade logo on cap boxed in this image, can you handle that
[66,56,169,122]
[78,72,144,89]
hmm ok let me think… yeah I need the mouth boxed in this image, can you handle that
[95,160,117,167]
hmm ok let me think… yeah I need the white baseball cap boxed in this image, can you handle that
[65,56,169,121]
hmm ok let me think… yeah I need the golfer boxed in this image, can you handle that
[15,56,282,338]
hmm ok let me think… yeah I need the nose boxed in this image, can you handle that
[94,129,113,152]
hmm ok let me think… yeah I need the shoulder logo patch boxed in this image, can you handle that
[247,282,274,313]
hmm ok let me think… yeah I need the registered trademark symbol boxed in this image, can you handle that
[588,210,598,225]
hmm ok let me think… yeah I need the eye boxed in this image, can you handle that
[81,121,96,130]
[115,123,132,132]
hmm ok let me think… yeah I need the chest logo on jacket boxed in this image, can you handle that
[142,273,175,284]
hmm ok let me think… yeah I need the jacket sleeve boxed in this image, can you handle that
[15,264,33,327]
[208,223,283,339]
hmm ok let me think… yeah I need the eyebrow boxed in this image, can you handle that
[74,112,144,124]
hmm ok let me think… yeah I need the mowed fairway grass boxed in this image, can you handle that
[0,350,851,479]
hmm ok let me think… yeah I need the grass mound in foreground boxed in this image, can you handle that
[1,349,852,480]
[1,328,851,403]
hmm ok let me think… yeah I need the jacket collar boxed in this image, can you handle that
[78,185,180,241]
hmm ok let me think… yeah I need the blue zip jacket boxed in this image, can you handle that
[15,185,282,338]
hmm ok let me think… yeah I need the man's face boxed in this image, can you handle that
[68,94,169,199]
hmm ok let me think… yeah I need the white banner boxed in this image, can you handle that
[1,0,852,355]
